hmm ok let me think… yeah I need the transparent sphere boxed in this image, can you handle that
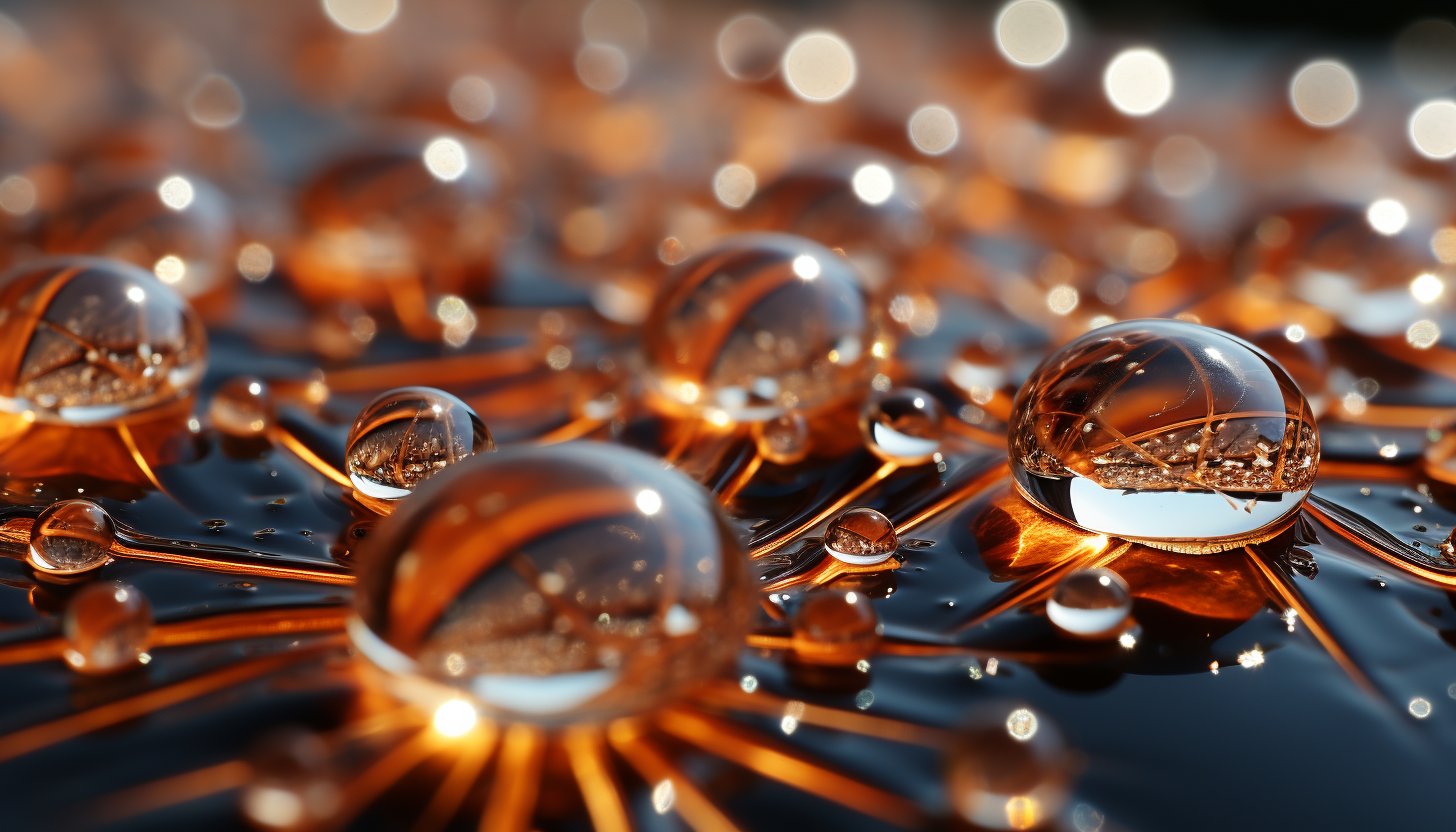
[1046,568,1132,638]
[860,387,943,464]
[345,387,493,511]
[210,376,274,437]
[63,580,152,674]
[289,142,497,310]
[825,507,897,565]
[1010,319,1319,553]
[643,233,877,421]
[754,411,810,465]
[240,729,341,832]
[946,704,1073,831]
[350,442,753,724]
[0,258,207,424]
[790,589,880,666]
[43,176,234,299]
[28,499,115,575]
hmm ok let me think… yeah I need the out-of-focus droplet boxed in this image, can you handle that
[643,234,875,421]
[1394,19,1456,94]
[0,258,207,424]
[1408,320,1441,349]
[153,254,186,284]
[755,412,810,465]
[345,387,493,512]
[63,580,152,674]
[1103,48,1173,116]
[0,174,36,215]
[782,31,856,102]
[322,0,398,34]
[1046,568,1132,638]
[714,163,756,208]
[1010,320,1319,553]
[717,14,786,82]
[422,137,468,181]
[238,243,274,282]
[861,388,943,465]
[825,507,897,565]
[448,75,495,123]
[240,729,342,831]
[995,0,1069,67]
[351,443,752,723]
[186,73,245,129]
[29,499,114,576]
[908,105,959,155]
[1410,99,1456,159]
[210,376,274,437]
[158,175,195,210]
[947,704,1073,830]
[1289,61,1358,127]
[1367,198,1409,236]
[576,43,630,93]
[791,589,880,666]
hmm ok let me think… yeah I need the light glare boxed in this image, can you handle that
[1410,99,1456,159]
[432,699,476,737]
[1366,198,1409,235]
[782,31,856,102]
[995,0,1069,67]
[1104,48,1174,116]
[851,164,894,205]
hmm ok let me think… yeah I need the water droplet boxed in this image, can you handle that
[1046,568,1132,638]
[345,387,493,513]
[0,259,206,424]
[860,387,944,464]
[210,375,274,437]
[28,499,114,575]
[350,443,752,723]
[946,703,1072,830]
[63,580,152,674]
[824,507,898,565]
[790,589,881,666]
[854,689,875,709]
[754,412,811,465]
[1010,320,1319,553]
[240,729,341,830]
[643,234,875,422]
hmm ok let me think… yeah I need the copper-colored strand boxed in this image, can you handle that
[111,539,356,585]
[662,422,700,466]
[1316,460,1414,482]
[0,606,347,667]
[85,759,252,825]
[534,415,605,446]
[1244,547,1379,696]
[0,636,345,764]
[327,729,440,832]
[324,347,539,392]
[563,725,637,832]
[479,723,546,832]
[940,418,1007,449]
[607,720,743,832]
[115,422,166,492]
[893,461,1009,536]
[689,682,948,747]
[324,706,422,746]
[873,640,1121,665]
[749,460,900,559]
[1303,503,1456,589]
[271,425,352,488]
[410,723,499,832]
[715,451,762,506]
[656,707,927,828]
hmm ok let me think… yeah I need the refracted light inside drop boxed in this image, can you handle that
[1008,319,1320,553]
[348,442,753,724]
